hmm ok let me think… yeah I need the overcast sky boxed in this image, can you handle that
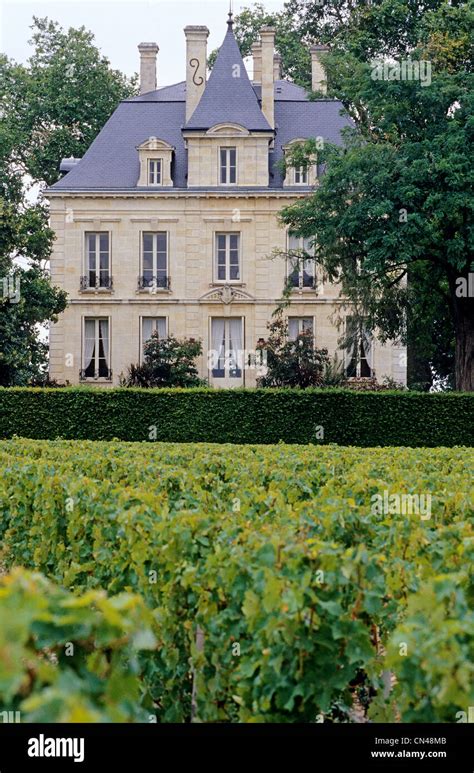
[1,0,285,85]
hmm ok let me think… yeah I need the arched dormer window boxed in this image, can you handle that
[282,138,317,187]
[136,137,175,187]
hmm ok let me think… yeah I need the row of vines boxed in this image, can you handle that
[0,439,472,722]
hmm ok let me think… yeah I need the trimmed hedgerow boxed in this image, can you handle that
[0,386,472,446]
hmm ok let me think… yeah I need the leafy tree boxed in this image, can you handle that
[257,307,329,387]
[278,0,474,390]
[0,17,137,384]
[7,17,137,186]
[122,333,205,388]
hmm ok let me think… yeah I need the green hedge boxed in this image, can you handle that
[0,386,473,446]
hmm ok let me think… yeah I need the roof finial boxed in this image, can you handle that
[227,0,233,27]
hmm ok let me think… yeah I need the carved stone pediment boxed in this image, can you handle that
[199,285,255,304]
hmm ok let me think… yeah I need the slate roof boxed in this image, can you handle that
[184,25,271,131]
[49,24,352,193]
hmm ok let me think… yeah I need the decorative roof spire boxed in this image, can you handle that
[227,0,233,27]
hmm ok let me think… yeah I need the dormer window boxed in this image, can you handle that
[220,147,237,184]
[282,139,317,188]
[136,137,174,187]
[148,159,162,185]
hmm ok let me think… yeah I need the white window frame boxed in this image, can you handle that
[140,316,168,362]
[141,231,169,290]
[219,146,237,185]
[148,158,163,186]
[84,232,111,289]
[208,316,245,387]
[214,232,241,283]
[82,316,111,380]
[294,165,308,185]
[287,233,317,290]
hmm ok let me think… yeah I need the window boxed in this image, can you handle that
[141,317,167,360]
[140,232,168,289]
[288,317,314,341]
[84,233,111,289]
[345,316,373,377]
[148,158,162,185]
[215,233,240,282]
[287,233,315,289]
[294,166,308,184]
[82,318,110,379]
[210,318,243,383]
[220,147,237,184]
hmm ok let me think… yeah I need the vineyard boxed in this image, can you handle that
[0,438,472,722]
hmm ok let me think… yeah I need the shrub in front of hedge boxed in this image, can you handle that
[0,386,472,446]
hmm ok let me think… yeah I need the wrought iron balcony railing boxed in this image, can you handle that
[80,275,114,291]
[137,275,171,290]
[79,368,112,381]
[288,272,316,289]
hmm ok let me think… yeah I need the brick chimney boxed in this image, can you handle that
[184,26,209,122]
[260,26,275,129]
[251,41,262,83]
[310,44,330,95]
[138,42,159,95]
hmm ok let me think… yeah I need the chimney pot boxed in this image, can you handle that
[138,42,159,95]
[310,44,330,95]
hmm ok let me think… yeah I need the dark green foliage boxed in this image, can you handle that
[121,333,205,388]
[0,440,472,721]
[257,310,330,387]
[0,386,472,446]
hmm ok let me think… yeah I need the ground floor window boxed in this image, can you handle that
[288,317,314,341]
[345,316,373,377]
[210,317,243,382]
[141,317,167,359]
[82,318,110,379]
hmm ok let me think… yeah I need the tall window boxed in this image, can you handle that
[83,318,110,379]
[345,316,373,377]
[287,233,315,288]
[148,159,162,185]
[288,317,313,341]
[141,232,168,289]
[210,318,243,382]
[141,317,167,359]
[85,233,110,289]
[220,147,237,184]
[294,166,308,184]
[215,233,240,282]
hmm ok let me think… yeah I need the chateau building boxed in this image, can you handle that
[47,13,406,387]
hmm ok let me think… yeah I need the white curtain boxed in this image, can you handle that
[288,318,299,341]
[361,324,373,368]
[229,318,243,371]
[100,319,109,368]
[211,318,225,372]
[142,318,153,345]
[156,317,167,338]
[84,319,96,370]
